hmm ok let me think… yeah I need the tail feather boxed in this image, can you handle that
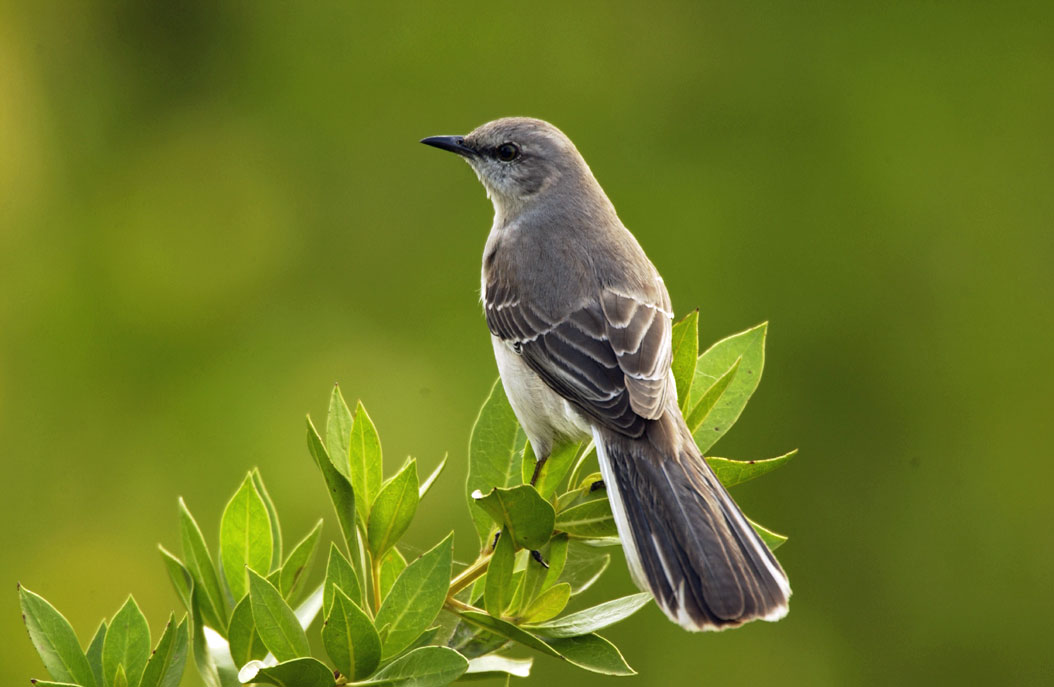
[593,413,790,631]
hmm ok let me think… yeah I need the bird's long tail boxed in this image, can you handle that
[593,412,790,631]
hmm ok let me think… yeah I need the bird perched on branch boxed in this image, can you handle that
[422,117,790,631]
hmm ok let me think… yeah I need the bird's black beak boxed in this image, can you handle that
[420,135,476,158]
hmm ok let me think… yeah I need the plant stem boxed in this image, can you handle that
[444,596,485,615]
[448,552,492,597]
[371,553,382,615]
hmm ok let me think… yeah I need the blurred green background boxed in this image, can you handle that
[2,1,1051,684]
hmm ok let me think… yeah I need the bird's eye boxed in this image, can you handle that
[496,143,520,162]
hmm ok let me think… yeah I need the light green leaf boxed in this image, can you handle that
[542,534,569,593]
[467,378,527,544]
[18,586,96,687]
[375,534,453,660]
[671,309,700,410]
[472,485,555,550]
[139,614,189,687]
[463,654,533,680]
[378,547,407,600]
[367,459,419,558]
[685,357,740,436]
[306,417,360,569]
[220,473,274,602]
[102,595,151,687]
[706,450,797,488]
[113,663,127,687]
[519,582,571,623]
[249,657,336,687]
[455,611,559,658]
[484,528,515,617]
[158,545,193,610]
[557,541,610,595]
[293,582,325,632]
[543,633,635,676]
[353,646,468,686]
[280,520,323,601]
[565,444,598,497]
[749,517,788,550]
[689,322,767,453]
[84,620,105,687]
[251,468,284,571]
[322,587,381,681]
[227,595,266,668]
[326,384,355,482]
[247,569,310,661]
[349,400,383,522]
[324,543,362,617]
[526,441,579,501]
[179,498,228,629]
[555,499,617,539]
[525,592,652,638]
[418,454,447,499]
[189,588,236,687]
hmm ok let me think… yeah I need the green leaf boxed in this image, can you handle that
[247,569,310,661]
[306,417,360,570]
[24,682,82,687]
[220,473,274,602]
[158,546,193,610]
[749,517,788,551]
[706,450,797,488]
[689,322,767,453]
[467,378,527,544]
[227,595,266,667]
[349,400,383,522]
[326,384,355,482]
[189,588,237,687]
[554,499,617,539]
[248,657,336,687]
[375,533,453,660]
[139,614,189,687]
[542,535,569,591]
[484,528,515,617]
[454,611,559,658]
[324,543,362,617]
[525,592,652,638]
[543,633,635,676]
[472,485,555,550]
[557,541,610,595]
[18,586,96,687]
[84,620,105,687]
[179,498,228,628]
[462,654,533,680]
[293,582,326,632]
[280,520,324,601]
[102,596,151,687]
[685,356,741,436]
[251,468,284,571]
[671,309,700,411]
[113,663,127,687]
[378,547,407,600]
[353,646,468,686]
[418,454,447,499]
[367,458,419,558]
[519,582,571,623]
[322,587,381,681]
[528,441,579,501]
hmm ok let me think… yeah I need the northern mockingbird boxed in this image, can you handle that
[422,117,790,631]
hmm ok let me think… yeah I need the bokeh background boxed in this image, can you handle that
[2,2,1051,685]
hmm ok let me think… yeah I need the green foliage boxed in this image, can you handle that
[19,319,792,686]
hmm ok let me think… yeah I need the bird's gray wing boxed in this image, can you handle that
[485,279,673,438]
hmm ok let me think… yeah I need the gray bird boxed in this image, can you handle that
[422,117,790,631]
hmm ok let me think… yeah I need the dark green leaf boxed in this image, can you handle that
[418,454,447,499]
[543,633,635,676]
[139,614,189,687]
[484,528,515,617]
[467,379,527,544]
[375,534,453,660]
[519,583,571,623]
[689,322,767,453]
[158,546,193,610]
[326,384,355,482]
[749,517,788,550]
[555,499,617,539]
[306,417,360,570]
[472,485,555,550]
[525,592,652,638]
[84,620,105,687]
[367,458,419,558]
[251,468,284,571]
[557,541,610,595]
[324,543,362,616]
[349,400,383,522]
[220,473,274,602]
[249,657,336,687]
[454,611,559,658]
[462,654,533,680]
[322,587,381,681]
[102,596,150,687]
[280,520,323,601]
[354,646,468,686]
[378,547,407,600]
[179,498,228,629]
[671,309,700,411]
[228,595,266,667]
[706,450,797,488]
[247,569,310,661]
[18,586,96,687]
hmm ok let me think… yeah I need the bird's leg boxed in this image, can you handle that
[530,451,549,486]
[530,549,549,569]
[589,479,606,492]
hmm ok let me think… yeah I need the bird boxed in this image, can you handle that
[421,117,790,631]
